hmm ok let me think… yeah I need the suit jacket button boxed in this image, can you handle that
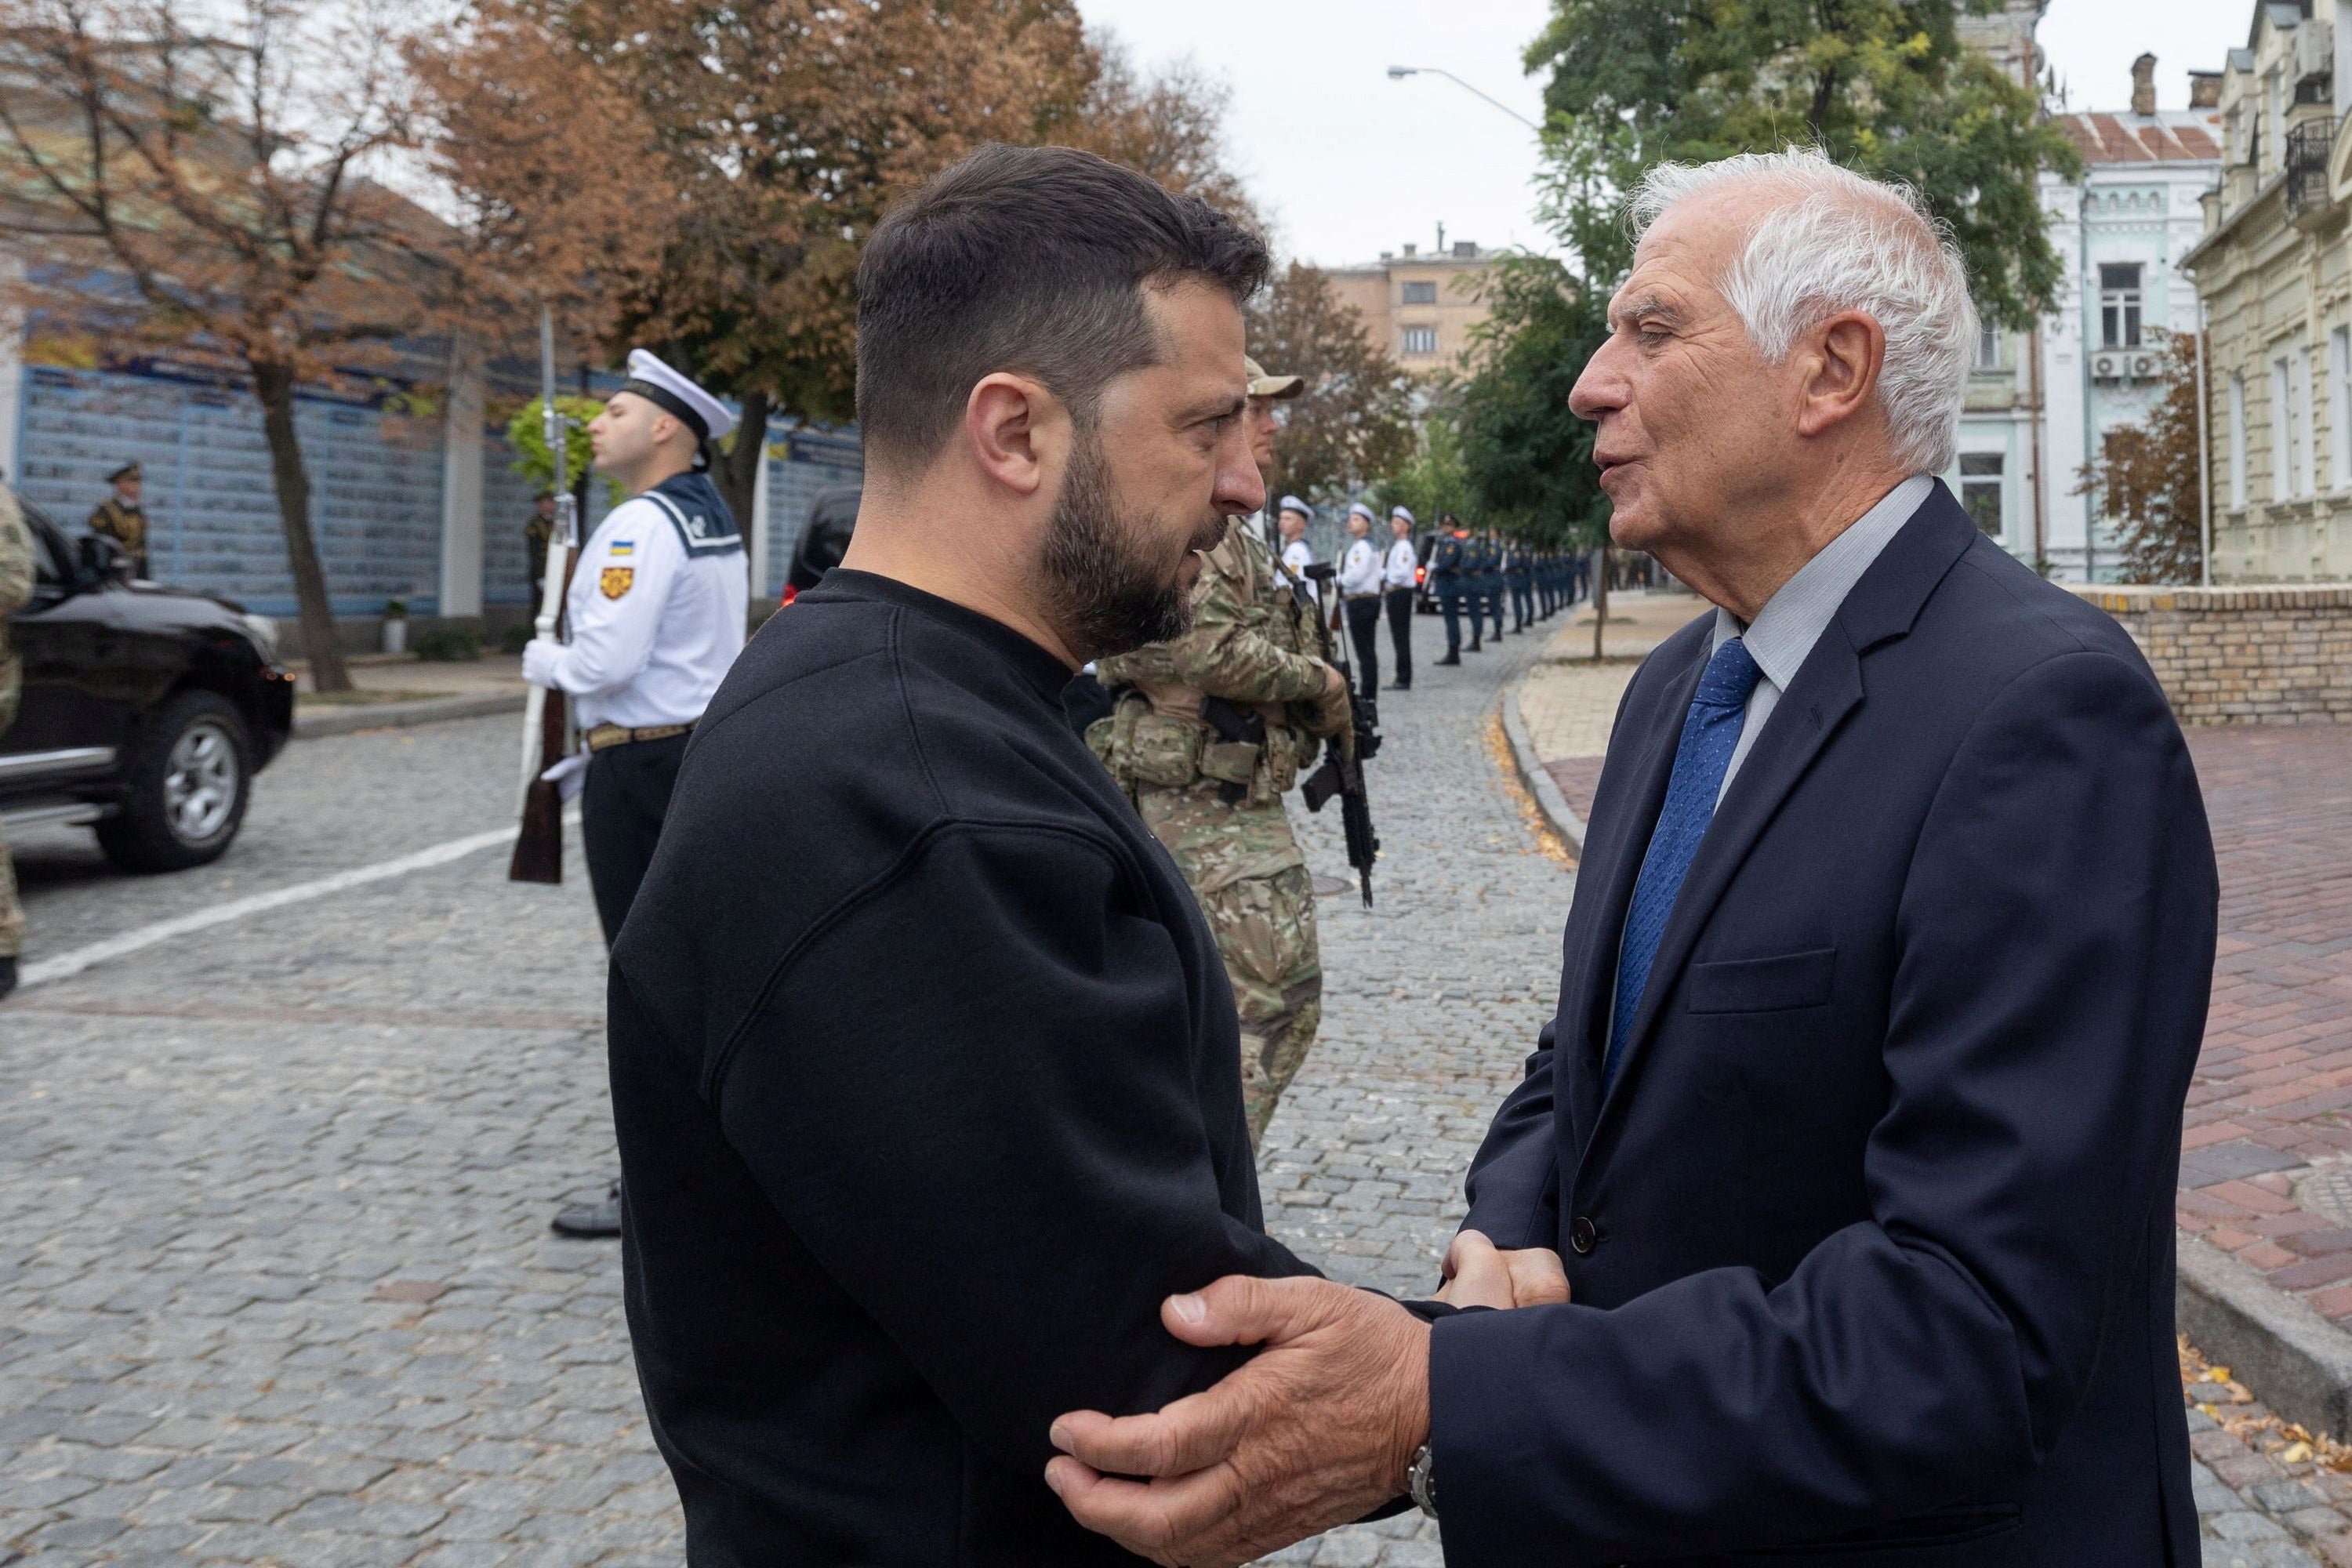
[1570,1216,1598,1254]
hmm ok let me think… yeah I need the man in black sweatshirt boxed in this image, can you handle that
[607,144,1425,1563]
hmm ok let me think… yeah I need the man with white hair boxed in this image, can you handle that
[1044,149,2218,1566]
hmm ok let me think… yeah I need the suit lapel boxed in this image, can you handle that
[1583,487,1982,1138]
[1559,630,1709,1153]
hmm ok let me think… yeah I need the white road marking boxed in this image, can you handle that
[17,813,579,991]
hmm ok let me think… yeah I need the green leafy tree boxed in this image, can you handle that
[1525,0,2079,330]
[2078,328,2205,584]
[1244,263,1418,505]
[1377,401,1472,532]
[1453,253,1620,653]
[504,396,627,511]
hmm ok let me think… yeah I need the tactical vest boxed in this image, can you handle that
[1091,524,1322,809]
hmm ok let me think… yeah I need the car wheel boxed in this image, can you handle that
[96,690,252,873]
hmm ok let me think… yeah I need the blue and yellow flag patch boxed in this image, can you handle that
[608,539,635,557]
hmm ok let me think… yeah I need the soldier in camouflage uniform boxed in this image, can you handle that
[1091,356,1350,1145]
[87,462,147,579]
[0,485,34,997]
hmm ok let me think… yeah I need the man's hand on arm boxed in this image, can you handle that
[1046,1276,1430,1568]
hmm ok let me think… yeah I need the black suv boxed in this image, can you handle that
[3,498,295,871]
[779,485,862,605]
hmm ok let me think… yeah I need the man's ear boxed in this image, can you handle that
[1793,310,1888,439]
[965,372,1059,499]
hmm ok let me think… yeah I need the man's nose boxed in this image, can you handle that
[1569,336,1628,423]
[1217,433,1268,518]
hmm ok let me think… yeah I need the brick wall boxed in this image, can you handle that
[2073,585,2352,725]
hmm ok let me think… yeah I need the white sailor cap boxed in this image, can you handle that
[622,349,735,445]
[1348,502,1377,524]
[1277,495,1313,519]
[1391,505,1417,526]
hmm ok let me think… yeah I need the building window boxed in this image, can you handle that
[2333,328,2352,490]
[1401,281,1438,305]
[2299,348,2318,497]
[1958,454,2004,536]
[2100,264,2143,350]
[1975,321,2002,372]
[2269,73,2285,174]
[1402,325,1439,356]
[2230,372,2248,509]
[2274,352,2311,501]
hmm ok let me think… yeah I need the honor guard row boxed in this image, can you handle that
[521,347,750,1238]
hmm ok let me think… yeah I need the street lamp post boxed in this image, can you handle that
[1385,66,1542,132]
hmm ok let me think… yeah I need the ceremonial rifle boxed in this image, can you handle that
[510,306,580,884]
[1298,562,1381,907]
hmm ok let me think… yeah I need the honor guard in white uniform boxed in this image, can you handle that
[1382,505,1421,690]
[1337,501,1385,698]
[1276,496,1316,584]
[524,347,750,1238]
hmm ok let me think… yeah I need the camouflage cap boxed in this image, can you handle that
[108,461,141,484]
[1245,355,1305,401]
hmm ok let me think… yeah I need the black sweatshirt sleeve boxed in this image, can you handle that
[713,820,1316,1475]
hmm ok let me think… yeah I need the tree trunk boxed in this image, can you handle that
[714,387,771,543]
[1592,544,1610,662]
[250,358,352,693]
[1809,68,1838,142]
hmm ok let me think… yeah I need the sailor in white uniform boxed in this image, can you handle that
[1382,505,1421,690]
[523,347,749,1237]
[1275,495,1316,588]
[1336,501,1385,697]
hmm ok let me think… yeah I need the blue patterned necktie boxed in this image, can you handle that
[1603,637,1765,1090]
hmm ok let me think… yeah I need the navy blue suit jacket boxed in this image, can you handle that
[1428,485,2217,1565]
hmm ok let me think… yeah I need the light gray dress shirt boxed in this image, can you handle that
[1708,474,1933,802]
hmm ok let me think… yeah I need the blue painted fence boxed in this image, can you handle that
[9,361,862,618]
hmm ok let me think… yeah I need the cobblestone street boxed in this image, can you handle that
[2,601,2336,1566]
[0,607,1563,1567]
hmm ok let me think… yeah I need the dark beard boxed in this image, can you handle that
[1040,430,1228,662]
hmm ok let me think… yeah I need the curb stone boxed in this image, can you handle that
[292,690,526,739]
[1499,681,1588,855]
[2179,1231,2352,1445]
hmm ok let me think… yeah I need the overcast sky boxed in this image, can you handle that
[1076,0,2256,269]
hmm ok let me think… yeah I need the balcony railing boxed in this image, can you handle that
[2288,118,2336,220]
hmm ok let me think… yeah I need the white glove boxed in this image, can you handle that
[539,750,590,804]
[521,637,563,688]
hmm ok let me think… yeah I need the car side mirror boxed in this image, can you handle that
[75,532,128,586]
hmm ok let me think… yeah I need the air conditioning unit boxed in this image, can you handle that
[2092,353,2119,381]
[2132,353,2158,379]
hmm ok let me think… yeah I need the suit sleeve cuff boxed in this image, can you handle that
[1429,1302,1593,1562]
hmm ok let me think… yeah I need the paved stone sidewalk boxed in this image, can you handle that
[1511,590,1708,837]
[2172,728,2352,1327]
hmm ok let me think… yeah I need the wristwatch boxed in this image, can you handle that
[1408,1441,1438,1519]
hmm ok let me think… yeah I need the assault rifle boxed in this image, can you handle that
[510,305,579,885]
[1298,563,1380,907]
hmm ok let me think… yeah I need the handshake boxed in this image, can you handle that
[1043,1232,1568,1568]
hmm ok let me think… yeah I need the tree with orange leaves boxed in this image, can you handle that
[419,0,1258,534]
[0,0,478,691]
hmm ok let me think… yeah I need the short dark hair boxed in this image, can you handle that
[855,143,1270,475]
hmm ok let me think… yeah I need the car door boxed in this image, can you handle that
[3,506,132,766]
